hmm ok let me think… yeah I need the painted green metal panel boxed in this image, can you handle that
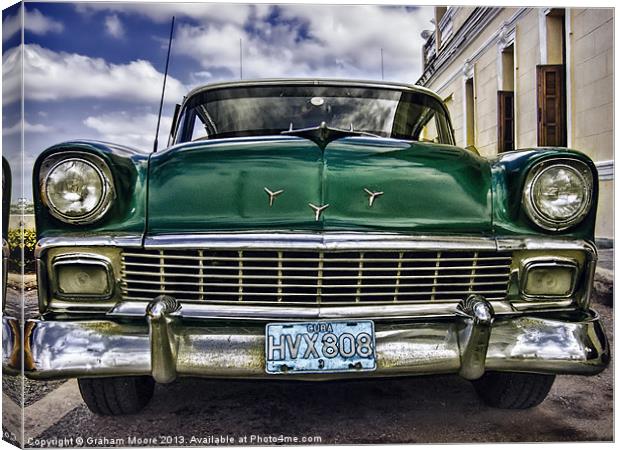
[33,139,598,243]
[147,137,324,232]
[147,137,494,234]
[323,138,492,233]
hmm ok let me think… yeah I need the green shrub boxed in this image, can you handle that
[8,228,36,273]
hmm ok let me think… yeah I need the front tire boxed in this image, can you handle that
[78,376,155,416]
[473,372,555,409]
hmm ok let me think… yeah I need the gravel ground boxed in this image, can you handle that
[31,296,613,445]
[23,379,68,408]
[2,375,22,406]
[2,426,20,448]
[598,248,613,271]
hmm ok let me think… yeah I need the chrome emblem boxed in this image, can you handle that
[264,187,284,207]
[364,188,384,207]
[308,203,330,221]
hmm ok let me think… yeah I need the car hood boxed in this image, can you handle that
[146,136,493,234]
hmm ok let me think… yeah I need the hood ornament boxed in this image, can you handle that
[364,188,384,207]
[264,187,284,207]
[282,122,380,150]
[308,203,330,221]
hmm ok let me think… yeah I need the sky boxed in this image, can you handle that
[2,1,434,200]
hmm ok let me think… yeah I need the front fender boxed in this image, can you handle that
[33,140,149,238]
[491,148,598,240]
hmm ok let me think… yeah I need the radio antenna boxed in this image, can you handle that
[153,16,175,153]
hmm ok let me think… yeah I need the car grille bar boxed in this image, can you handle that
[121,249,513,305]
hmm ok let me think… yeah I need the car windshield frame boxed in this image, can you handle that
[172,82,455,146]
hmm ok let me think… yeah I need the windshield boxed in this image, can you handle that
[173,84,454,145]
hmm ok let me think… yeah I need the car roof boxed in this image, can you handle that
[183,78,444,104]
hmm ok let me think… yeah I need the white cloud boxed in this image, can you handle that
[1,44,187,105]
[73,3,432,82]
[26,8,64,35]
[75,3,252,27]
[2,8,21,44]
[3,7,66,43]
[104,14,125,39]
[2,43,22,105]
[84,112,172,151]
[3,121,53,136]
[173,5,431,83]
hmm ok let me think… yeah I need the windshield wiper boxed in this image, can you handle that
[281,122,380,150]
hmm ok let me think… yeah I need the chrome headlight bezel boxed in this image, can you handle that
[40,153,115,225]
[522,159,593,231]
[519,256,579,300]
[50,253,115,300]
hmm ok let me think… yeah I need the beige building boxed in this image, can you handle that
[417,7,613,241]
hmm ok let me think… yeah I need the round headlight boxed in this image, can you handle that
[522,160,593,231]
[43,157,113,224]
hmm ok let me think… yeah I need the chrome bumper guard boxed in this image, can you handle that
[2,295,609,382]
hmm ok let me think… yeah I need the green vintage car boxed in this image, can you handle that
[2,156,10,306]
[3,79,609,415]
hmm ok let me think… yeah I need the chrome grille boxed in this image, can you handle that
[121,249,512,305]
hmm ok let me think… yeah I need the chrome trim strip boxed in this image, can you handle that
[107,299,578,321]
[35,235,143,258]
[496,237,596,253]
[36,233,596,253]
[143,233,500,250]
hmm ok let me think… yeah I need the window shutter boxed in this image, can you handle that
[497,91,514,152]
[536,65,566,147]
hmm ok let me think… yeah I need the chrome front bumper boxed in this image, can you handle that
[2,296,609,382]
[2,238,8,310]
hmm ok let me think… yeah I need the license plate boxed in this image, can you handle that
[265,320,376,374]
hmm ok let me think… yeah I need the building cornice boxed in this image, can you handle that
[438,6,457,31]
[417,8,531,92]
[417,7,502,86]
[417,7,529,89]
[595,160,614,181]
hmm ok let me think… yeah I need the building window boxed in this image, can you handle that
[544,9,565,65]
[537,9,566,147]
[537,65,566,146]
[465,77,475,147]
[497,91,514,152]
[498,44,515,152]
